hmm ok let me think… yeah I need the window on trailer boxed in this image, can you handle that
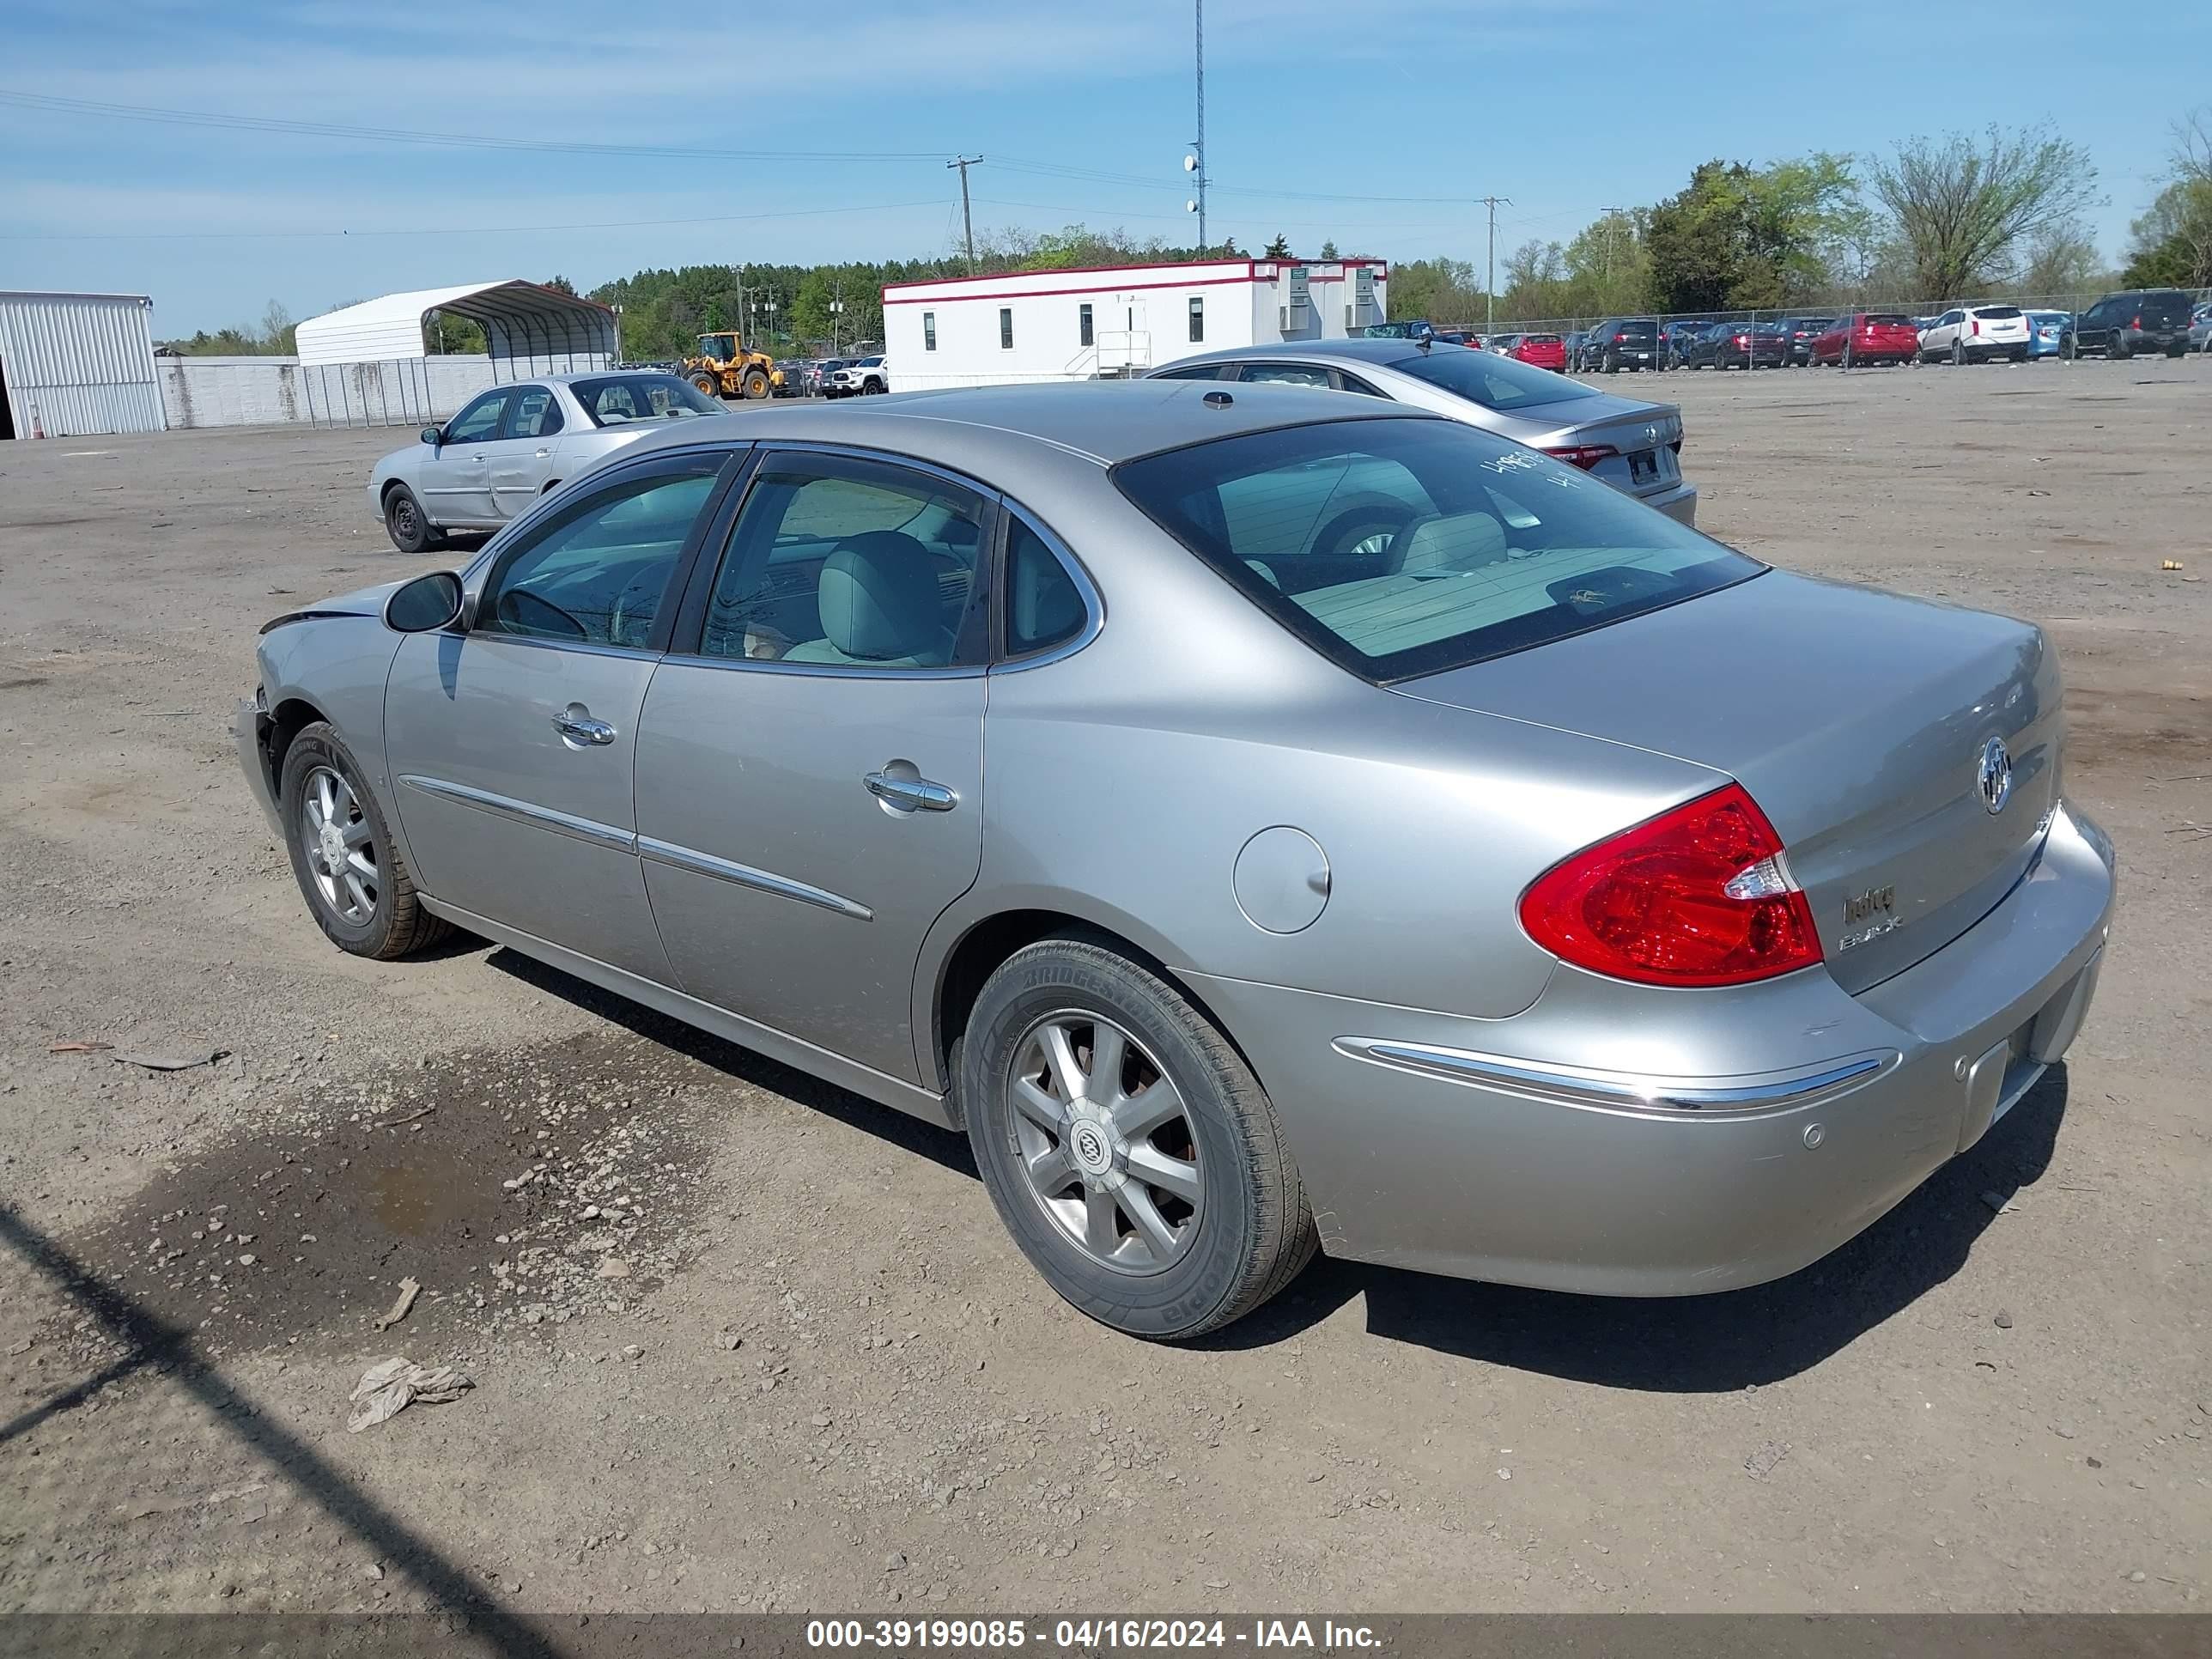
[1000,308,1013,350]
[1188,296,1204,343]
[923,312,937,351]
[1079,303,1094,348]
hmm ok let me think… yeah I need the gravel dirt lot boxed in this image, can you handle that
[2,358,2207,1620]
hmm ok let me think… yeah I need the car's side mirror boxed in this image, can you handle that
[419,425,443,447]
[385,570,464,633]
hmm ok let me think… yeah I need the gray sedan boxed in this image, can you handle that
[367,372,730,554]
[1149,337,1697,525]
[240,382,2112,1340]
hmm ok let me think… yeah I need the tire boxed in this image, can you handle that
[382,484,441,556]
[2112,335,2130,362]
[961,938,1317,1340]
[2063,335,2078,361]
[863,377,886,394]
[1603,351,1620,374]
[1951,339,1966,367]
[2166,343,2186,359]
[1314,504,1413,561]
[690,370,724,398]
[740,367,770,400]
[278,722,449,961]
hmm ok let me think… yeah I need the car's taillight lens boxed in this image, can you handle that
[1971,318,1980,336]
[1614,332,1628,343]
[2130,313,2142,330]
[1541,443,1620,470]
[1518,784,1823,988]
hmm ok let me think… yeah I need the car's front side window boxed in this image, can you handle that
[477,461,723,649]
[444,391,510,444]
[699,453,990,670]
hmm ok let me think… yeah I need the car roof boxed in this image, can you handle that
[609,378,1425,469]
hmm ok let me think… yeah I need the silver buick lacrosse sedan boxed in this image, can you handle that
[239,381,2113,1339]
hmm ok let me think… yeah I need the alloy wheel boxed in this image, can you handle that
[300,764,380,925]
[1006,1012,1203,1275]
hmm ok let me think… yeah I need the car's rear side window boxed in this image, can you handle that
[1385,347,1597,410]
[1114,417,1762,684]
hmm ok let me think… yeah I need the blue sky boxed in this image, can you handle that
[0,0,2194,335]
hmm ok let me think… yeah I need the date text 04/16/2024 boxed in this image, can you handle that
[804,1619,1382,1649]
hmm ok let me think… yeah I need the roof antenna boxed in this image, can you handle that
[1417,335,1433,352]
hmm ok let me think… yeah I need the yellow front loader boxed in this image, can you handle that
[680,331,778,400]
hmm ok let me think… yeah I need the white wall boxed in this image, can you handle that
[884,260,1389,392]
[159,355,498,429]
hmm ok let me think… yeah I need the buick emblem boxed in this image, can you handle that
[1976,737,2013,815]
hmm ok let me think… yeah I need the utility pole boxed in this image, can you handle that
[947,155,982,273]
[1194,0,1207,253]
[1479,195,1511,336]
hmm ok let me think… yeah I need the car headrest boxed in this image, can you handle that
[1393,510,1507,574]
[818,532,944,661]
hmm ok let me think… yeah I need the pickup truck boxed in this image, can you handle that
[824,356,890,397]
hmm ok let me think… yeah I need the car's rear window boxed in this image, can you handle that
[1611,320,1657,337]
[1385,346,1597,410]
[2136,292,2191,326]
[1113,417,1761,684]
[1973,306,2024,319]
[1863,313,1912,325]
[569,375,724,426]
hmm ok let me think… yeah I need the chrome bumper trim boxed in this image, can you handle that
[1332,1037,1896,1117]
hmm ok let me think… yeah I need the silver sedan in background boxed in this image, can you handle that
[1148,338,1698,525]
[367,371,731,554]
[242,382,2110,1340]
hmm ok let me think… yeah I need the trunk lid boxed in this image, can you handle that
[1392,571,2061,993]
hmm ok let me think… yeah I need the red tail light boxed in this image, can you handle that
[1518,784,1823,988]
[1614,332,1628,343]
[1971,318,1980,336]
[1540,443,1620,470]
[2130,313,2142,330]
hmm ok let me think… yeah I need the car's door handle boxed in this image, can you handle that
[864,771,957,812]
[535,447,550,457]
[552,708,617,746]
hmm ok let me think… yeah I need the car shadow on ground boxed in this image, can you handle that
[485,948,979,1178]
[489,946,2068,1391]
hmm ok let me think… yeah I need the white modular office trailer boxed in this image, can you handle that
[883,258,1389,392]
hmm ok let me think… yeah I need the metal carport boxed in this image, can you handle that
[295,280,617,379]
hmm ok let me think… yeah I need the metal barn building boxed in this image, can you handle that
[0,290,164,440]
[883,258,1389,392]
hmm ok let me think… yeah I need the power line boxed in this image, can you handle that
[0,198,951,242]
[0,88,944,163]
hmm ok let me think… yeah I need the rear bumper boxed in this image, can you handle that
[1639,478,1698,526]
[1190,801,2114,1296]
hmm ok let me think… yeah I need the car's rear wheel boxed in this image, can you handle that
[2112,335,2131,362]
[383,485,441,556]
[962,939,1317,1340]
[1951,340,1966,367]
[2166,343,2186,358]
[279,723,448,960]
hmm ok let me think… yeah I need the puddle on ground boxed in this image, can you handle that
[61,1026,727,1358]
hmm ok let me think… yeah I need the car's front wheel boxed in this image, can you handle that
[279,722,448,960]
[962,939,1316,1340]
[383,485,440,556]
